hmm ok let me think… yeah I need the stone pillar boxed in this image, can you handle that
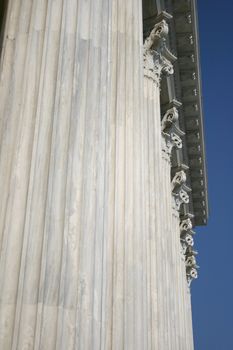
[0,0,148,348]
[0,1,197,349]
[160,106,184,350]
[143,18,176,349]
[171,170,195,350]
[142,15,195,348]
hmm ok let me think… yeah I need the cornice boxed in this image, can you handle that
[174,0,208,226]
[164,0,209,226]
[143,1,208,227]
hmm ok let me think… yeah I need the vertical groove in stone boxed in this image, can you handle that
[159,147,168,349]
[124,0,133,346]
[143,77,162,349]
[170,208,177,349]
[76,1,99,347]
[146,78,155,348]
[172,210,181,348]
[112,1,126,347]
[91,0,109,348]
[0,0,32,251]
[32,0,67,347]
[155,87,164,350]
[143,78,152,350]
[182,257,189,349]
[53,1,81,348]
[187,291,194,349]
[162,157,173,350]
[138,5,149,350]
[133,0,145,347]
[100,1,115,348]
[0,0,45,348]
[153,81,160,350]
[11,0,58,346]
[65,0,93,347]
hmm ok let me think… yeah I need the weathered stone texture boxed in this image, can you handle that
[0,1,196,349]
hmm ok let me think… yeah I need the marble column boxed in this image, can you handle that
[0,1,196,349]
[171,170,195,350]
[143,18,175,350]
[0,0,148,348]
[143,17,195,349]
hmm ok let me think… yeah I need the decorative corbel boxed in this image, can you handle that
[161,107,185,160]
[185,247,198,257]
[185,255,197,267]
[171,170,191,211]
[161,107,179,131]
[186,255,199,286]
[180,217,193,232]
[180,217,194,254]
[187,267,198,287]
[143,19,176,86]
[181,233,196,255]
[172,170,187,188]
[181,233,194,248]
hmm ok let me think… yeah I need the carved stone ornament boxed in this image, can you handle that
[181,233,194,247]
[181,236,196,255]
[143,20,176,85]
[185,255,197,267]
[187,267,198,287]
[172,170,186,189]
[161,107,179,131]
[175,190,189,210]
[162,132,182,159]
[179,214,199,286]
[171,170,191,210]
[171,133,182,148]
[185,247,198,257]
[161,107,185,160]
[180,218,193,232]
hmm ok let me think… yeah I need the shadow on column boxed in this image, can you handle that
[0,0,8,58]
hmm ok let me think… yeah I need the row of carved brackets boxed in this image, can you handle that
[171,163,199,286]
[144,13,199,287]
[161,94,199,286]
[161,105,185,163]
[171,162,199,286]
[169,126,198,287]
[180,214,199,287]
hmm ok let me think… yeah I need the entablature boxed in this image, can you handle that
[143,0,208,227]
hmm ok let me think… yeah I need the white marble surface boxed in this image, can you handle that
[0,1,194,349]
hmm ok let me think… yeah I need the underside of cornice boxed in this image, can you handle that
[143,0,209,227]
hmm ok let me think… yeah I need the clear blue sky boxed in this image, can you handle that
[192,1,233,349]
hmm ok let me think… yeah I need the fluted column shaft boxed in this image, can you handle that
[142,19,194,350]
[0,0,147,349]
[0,2,195,349]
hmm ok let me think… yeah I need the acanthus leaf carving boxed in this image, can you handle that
[161,107,185,160]
[143,20,176,85]
[171,170,191,211]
